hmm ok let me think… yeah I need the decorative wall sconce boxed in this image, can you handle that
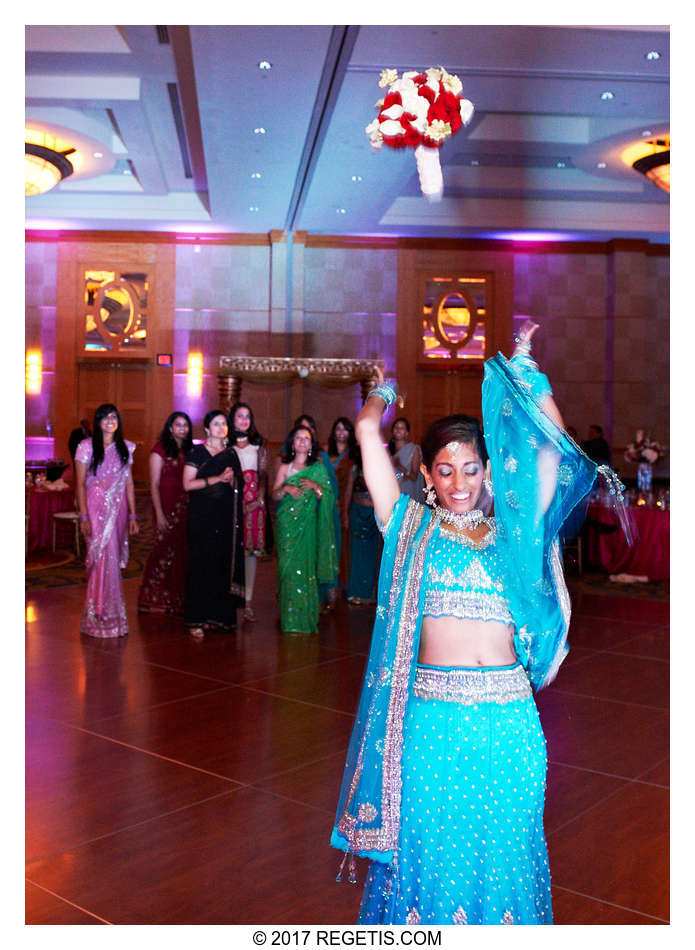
[26,350,42,394]
[187,352,203,396]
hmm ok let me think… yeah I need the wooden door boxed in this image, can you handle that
[77,362,151,484]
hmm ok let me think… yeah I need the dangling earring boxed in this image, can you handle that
[425,482,437,507]
[483,476,493,499]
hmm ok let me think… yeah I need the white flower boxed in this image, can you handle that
[365,118,383,149]
[441,69,463,96]
[426,67,442,86]
[374,98,384,109]
[426,119,452,142]
[378,68,399,88]
[380,103,404,121]
[459,98,475,125]
[379,119,406,138]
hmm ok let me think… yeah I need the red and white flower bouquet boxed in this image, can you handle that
[624,430,665,465]
[365,67,474,200]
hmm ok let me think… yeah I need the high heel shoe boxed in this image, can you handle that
[243,606,256,622]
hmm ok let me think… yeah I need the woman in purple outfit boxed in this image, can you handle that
[75,403,140,637]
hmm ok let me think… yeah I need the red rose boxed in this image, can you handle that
[418,84,435,104]
[412,73,427,85]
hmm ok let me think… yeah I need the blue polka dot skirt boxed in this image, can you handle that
[358,662,553,925]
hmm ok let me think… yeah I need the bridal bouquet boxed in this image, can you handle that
[365,66,474,200]
[624,430,665,464]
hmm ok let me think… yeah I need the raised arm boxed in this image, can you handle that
[355,369,401,527]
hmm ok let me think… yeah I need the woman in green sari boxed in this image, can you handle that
[271,424,338,633]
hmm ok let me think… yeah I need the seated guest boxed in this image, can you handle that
[582,424,611,467]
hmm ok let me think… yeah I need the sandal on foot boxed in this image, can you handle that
[243,607,256,622]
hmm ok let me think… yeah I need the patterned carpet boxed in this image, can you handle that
[26,491,153,590]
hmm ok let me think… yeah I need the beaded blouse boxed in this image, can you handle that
[421,521,515,627]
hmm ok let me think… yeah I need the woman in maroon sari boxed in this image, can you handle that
[137,412,193,615]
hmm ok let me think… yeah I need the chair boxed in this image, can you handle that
[52,511,81,556]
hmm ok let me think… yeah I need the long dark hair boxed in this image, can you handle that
[228,401,264,447]
[158,411,193,459]
[388,416,411,456]
[327,416,357,459]
[89,403,129,474]
[280,424,320,465]
[420,414,488,471]
[293,413,317,435]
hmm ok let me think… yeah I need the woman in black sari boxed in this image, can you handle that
[183,409,245,638]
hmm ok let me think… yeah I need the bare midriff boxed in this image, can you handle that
[418,616,516,667]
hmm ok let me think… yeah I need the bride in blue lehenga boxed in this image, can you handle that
[331,322,609,925]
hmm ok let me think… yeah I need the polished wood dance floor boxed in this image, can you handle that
[26,561,669,925]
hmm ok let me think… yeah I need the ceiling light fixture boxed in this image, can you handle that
[25,141,75,196]
[336,208,346,214]
[249,205,259,211]
[597,162,606,169]
[258,61,272,70]
[623,135,670,193]
[600,91,615,101]
[351,175,362,182]
[645,51,661,60]
[254,127,266,135]
[251,172,262,179]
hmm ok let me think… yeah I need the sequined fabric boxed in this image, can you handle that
[421,526,515,626]
[276,460,338,634]
[234,442,270,556]
[75,439,134,638]
[358,662,552,925]
[137,443,188,615]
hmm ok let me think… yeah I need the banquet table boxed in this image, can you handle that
[584,501,670,580]
[27,486,75,553]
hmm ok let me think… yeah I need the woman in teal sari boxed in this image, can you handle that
[271,424,338,634]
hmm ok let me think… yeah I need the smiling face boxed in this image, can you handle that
[334,421,349,444]
[206,414,228,440]
[234,406,251,433]
[292,427,313,457]
[422,441,484,513]
[99,411,120,439]
[170,415,190,444]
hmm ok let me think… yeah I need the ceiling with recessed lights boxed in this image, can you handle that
[25,24,670,242]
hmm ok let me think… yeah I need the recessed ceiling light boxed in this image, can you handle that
[470,159,480,166]
[249,205,259,212]
[596,162,607,169]
[254,127,266,135]
[600,91,615,101]
[556,161,566,168]
[258,61,272,70]
[645,51,661,61]
[123,169,131,175]
[251,172,262,179]
[336,208,346,214]
[642,129,653,137]
[93,151,103,158]
[351,175,363,182]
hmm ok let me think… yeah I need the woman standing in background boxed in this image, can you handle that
[183,410,245,638]
[138,411,192,616]
[389,417,424,502]
[228,401,272,622]
[75,404,139,638]
[327,417,358,593]
[272,424,337,634]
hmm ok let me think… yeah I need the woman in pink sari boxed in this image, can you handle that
[75,404,140,637]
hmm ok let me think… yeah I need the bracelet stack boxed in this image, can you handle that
[128,513,138,521]
[79,514,89,522]
[367,383,397,408]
